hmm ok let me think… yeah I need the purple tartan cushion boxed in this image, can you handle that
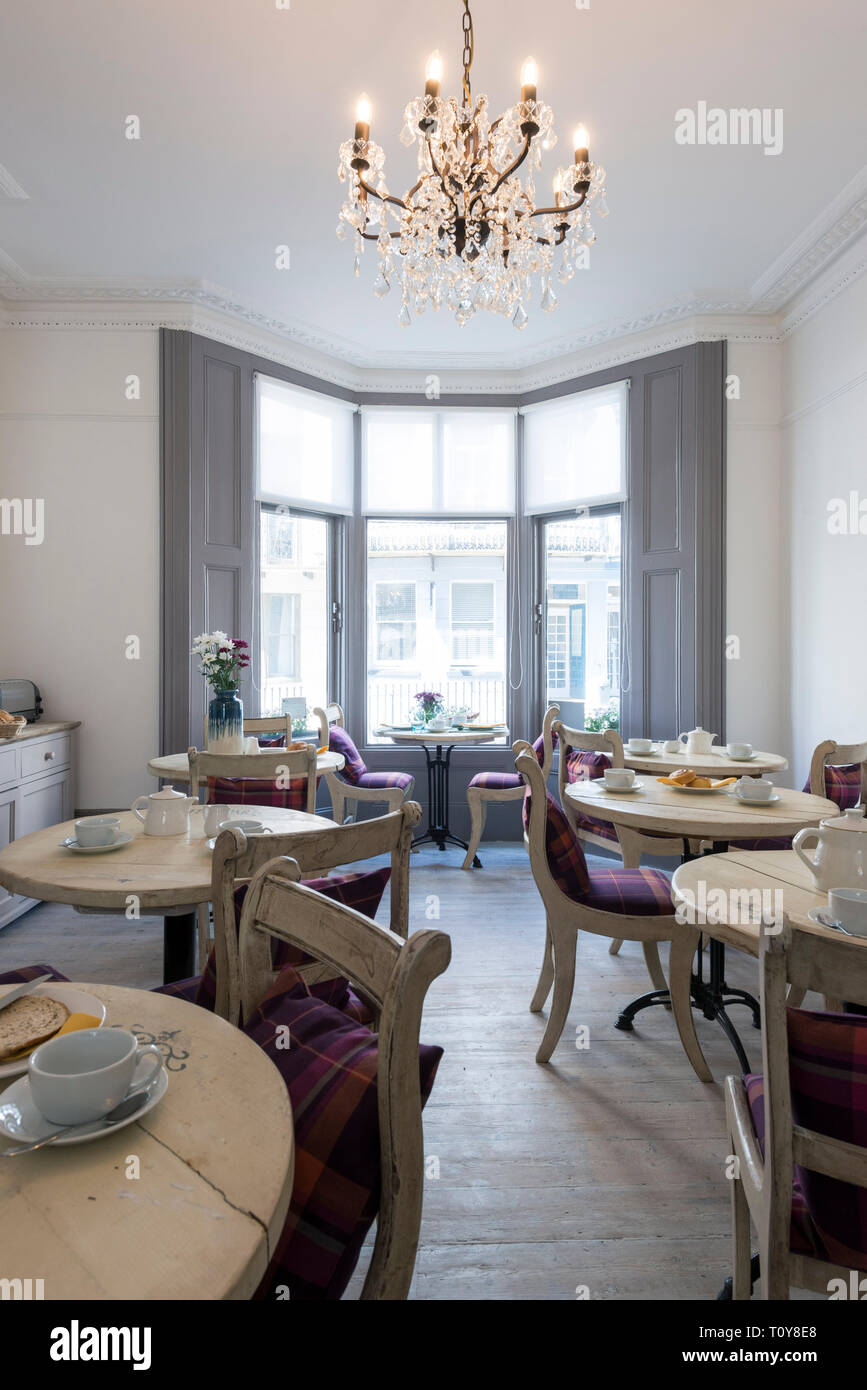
[207,775,308,811]
[248,981,443,1300]
[356,770,413,793]
[571,809,620,843]
[192,868,391,1017]
[566,749,612,783]
[256,733,286,748]
[582,867,673,915]
[821,764,863,811]
[786,1007,867,1268]
[744,1073,819,1257]
[328,724,367,786]
[154,976,200,1003]
[729,834,794,852]
[531,727,559,766]
[523,787,591,898]
[469,771,522,791]
[0,964,70,985]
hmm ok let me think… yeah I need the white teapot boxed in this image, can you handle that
[793,808,867,892]
[679,726,718,756]
[132,787,196,837]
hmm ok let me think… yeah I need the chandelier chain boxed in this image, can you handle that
[461,1,474,105]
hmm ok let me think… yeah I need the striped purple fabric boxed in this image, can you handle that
[356,770,413,792]
[531,727,559,765]
[246,975,443,1300]
[744,1073,818,1256]
[469,771,522,791]
[328,724,368,785]
[731,763,863,852]
[582,867,674,915]
[571,809,620,843]
[523,787,591,898]
[256,733,286,748]
[0,964,70,985]
[207,775,308,812]
[566,749,612,782]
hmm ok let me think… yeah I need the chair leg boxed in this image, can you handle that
[642,940,668,994]
[530,917,555,1013]
[196,903,211,974]
[786,983,807,1009]
[668,927,714,1082]
[462,790,486,870]
[535,928,577,1064]
[730,1159,753,1300]
[609,939,623,956]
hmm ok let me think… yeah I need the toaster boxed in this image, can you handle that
[0,678,43,722]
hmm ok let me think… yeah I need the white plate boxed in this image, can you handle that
[0,1065,168,1146]
[0,984,107,1079]
[667,782,736,794]
[807,907,857,936]
[726,790,781,805]
[59,831,134,855]
[598,779,645,794]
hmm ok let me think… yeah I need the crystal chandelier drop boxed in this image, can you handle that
[336,0,607,330]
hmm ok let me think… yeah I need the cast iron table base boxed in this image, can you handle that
[613,839,762,1074]
[413,742,481,866]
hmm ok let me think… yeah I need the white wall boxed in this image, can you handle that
[782,270,867,789]
[725,340,789,778]
[0,327,160,809]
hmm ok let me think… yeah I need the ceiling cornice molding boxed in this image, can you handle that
[749,162,867,311]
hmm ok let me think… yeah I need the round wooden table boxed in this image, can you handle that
[0,807,337,984]
[375,726,509,862]
[0,984,293,1300]
[148,750,345,783]
[621,745,788,778]
[564,780,836,1073]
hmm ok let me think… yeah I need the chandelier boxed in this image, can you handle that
[336,0,607,330]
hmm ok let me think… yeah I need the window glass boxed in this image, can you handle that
[543,513,622,728]
[259,510,329,717]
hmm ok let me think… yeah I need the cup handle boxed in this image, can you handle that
[128,1044,163,1096]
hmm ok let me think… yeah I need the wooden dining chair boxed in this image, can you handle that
[202,713,294,746]
[461,704,559,870]
[237,853,451,1299]
[210,803,421,1024]
[725,919,867,1299]
[517,748,710,1078]
[808,738,867,804]
[313,702,415,824]
[187,744,318,814]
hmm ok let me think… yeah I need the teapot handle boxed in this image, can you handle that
[131,796,149,823]
[678,732,688,744]
[792,826,819,874]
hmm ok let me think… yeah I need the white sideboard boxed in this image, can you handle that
[0,721,79,931]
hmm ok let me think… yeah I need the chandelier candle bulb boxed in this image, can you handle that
[520,56,538,103]
[573,125,590,164]
[425,50,443,99]
[354,94,372,143]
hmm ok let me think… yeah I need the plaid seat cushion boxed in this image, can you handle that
[744,1073,819,1257]
[571,809,621,843]
[0,964,70,986]
[582,866,673,915]
[469,771,522,791]
[328,724,368,785]
[248,973,443,1300]
[565,749,612,782]
[256,733,286,748]
[786,1007,867,1268]
[356,770,413,793]
[729,766,863,852]
[154,975,201,1003]
[207,775,308,811]
[523,787,591,898]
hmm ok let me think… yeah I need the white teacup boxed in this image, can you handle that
[29,1028,163,1127]
[74,815,121,847]
[661,739,681,755]
[626,738,653,754]
[829,888,867,937]
[193,804,226,837]
[218,818,270,836]
[736,777,774,801]
[603,767,635,789]
[727,742,753,759]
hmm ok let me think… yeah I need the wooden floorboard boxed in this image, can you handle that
[0,840,822,1301]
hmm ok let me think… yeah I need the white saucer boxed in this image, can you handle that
[59,831,133,854]
[724,753,758,762]
[0,984,107,1079]
[0,1065,168,1146]
[727,790,781,805]
[807,907,856,936]
[625,746,658,756]
[599,779,645,794]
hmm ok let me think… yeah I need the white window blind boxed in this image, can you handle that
[522,381,628,514]
[362,408,515,514]
[255,374,355,514]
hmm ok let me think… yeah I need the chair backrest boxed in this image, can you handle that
[202,714,294,745]
[757,921,867,1281]
[187,744,317,814]
[211,803,422,1023]
[313,702,345,747]
[533,703,561,778]
[809,739,867,805]
[516,746,589,913]
[553,719,624,827]
[237,855,450,1299]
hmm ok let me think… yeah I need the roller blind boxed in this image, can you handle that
[255,374,355,514]
[522,381,628,514]
[362,408,516,514]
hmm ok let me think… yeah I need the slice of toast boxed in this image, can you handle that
[0,994,69,1061]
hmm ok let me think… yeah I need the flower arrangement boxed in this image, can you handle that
[191,632,250,692]
[584,702,620,733]
[413,690,444,723]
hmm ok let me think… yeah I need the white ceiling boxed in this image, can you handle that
[1,0,866,370]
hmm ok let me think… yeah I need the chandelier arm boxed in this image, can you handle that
[530,190,588,218]
[356,174,409,210]
[426,140,461,213]
[467,132,532,215]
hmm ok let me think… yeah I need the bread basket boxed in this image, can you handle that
[0,716,26,740]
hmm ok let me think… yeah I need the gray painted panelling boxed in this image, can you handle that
[203,357,242,549]
[643,568,681,736]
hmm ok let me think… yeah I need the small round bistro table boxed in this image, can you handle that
[0,984,293,1300]
[670,849,867,1076]
[563,779,836,1072]
[375,726,509,863]
[621,745,788,778]
[147,749,345,783]
[0,807,337,984]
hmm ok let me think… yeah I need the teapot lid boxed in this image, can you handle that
[827,807,867,832]
[149,786,191,800]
